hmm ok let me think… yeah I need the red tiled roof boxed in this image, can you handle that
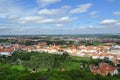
[0,48,14,53]
[90,63,116,76]
[71,45,76,49]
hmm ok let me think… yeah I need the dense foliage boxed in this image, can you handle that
[0,51,120,80]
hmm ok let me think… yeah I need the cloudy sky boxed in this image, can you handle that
[0,0,120,35]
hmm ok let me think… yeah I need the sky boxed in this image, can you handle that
[0,0,120,35]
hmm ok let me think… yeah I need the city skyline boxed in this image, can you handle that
[0,0,120,35]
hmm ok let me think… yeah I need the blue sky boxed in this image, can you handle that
[0,0,120,35]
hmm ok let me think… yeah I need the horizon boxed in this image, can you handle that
[0,33,120,36]
[0,0,120,35]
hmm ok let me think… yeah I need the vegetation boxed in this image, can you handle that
[81,41,103,46]
[0,39,10,43]
[0,51,119,80]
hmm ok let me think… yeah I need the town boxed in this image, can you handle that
[0,35,120,78]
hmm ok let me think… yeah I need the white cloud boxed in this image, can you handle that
[18,5,77,25]
[37,18,55,24]
[0,25,23,33]
[0,0,38,19]
[70,3,92,14]
[56,24,63,27]
[89,11,100,18]
[89,11,98,16]
[19,16,45,23]
[100,19,118,25]
[0,26,8,30]
[38,6,70,17]
[19,16,77,24]
[113,11,120,16]
[38,8,63,16]
[59,16,71,23]
[37,0,61,7]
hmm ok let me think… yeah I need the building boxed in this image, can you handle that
[89,62,118,76]
[0,48,15,56]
